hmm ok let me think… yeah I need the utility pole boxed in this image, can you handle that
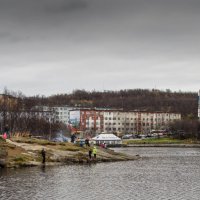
[198,90,200,120]
[49,116,52,140]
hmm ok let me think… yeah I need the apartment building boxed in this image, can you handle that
[52,106,75,124]
[33,106,75,124]
[69,109,181,134]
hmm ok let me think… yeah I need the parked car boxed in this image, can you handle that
[122,134,135,139]
[135,134,147,139]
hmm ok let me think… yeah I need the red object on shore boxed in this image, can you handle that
[3,133,7,139]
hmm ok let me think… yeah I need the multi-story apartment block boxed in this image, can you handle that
[34,105,75,124]
[69,108,181,134]
[52,106,75,124]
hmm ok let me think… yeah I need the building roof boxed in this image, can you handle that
[92,133,121,141]
[69,108,181,115]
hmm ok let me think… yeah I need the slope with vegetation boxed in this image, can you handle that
[25,89,198,119]
[0,137,139,168]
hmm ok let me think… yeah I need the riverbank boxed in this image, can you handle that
[126,144,200,148]
[0,137,140,168]
[122,137,200,148]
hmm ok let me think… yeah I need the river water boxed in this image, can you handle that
[0,147,200,200]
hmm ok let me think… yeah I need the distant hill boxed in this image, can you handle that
[25,89,198,119]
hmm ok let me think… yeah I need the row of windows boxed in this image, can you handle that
[104,123,165,127]
[105,127,136,131]
[104,117,177,121]
[85,122,165,127]
[104,112,179,117]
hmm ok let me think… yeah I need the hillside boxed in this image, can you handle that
[25,89,198,118]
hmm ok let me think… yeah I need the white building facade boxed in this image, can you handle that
[103,111,181,134]
[34,105,75,124]
[52,106,75,124]
[69,109,181,134]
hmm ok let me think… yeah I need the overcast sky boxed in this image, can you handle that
[0,0,200,96]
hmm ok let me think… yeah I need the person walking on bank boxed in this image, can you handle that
[92,146,97,159]
[41,148,46,164]
[88,148,92,160]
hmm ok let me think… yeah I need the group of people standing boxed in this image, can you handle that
[70,134,101,161]
[84,137,97,160]
[88,146,97,160]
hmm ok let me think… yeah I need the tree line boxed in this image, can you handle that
[31,89,198,119]
[1,88,199,138]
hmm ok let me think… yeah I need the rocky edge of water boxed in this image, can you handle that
[0,137,140,168]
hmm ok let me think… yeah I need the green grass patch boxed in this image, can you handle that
[0,148,7,158]
[0,136,6,143]
[13,156,26,162]
[123,137,200,145]
[12,154,33,163]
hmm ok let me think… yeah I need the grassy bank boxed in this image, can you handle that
[123,137,200,145]
[0,137,139,168]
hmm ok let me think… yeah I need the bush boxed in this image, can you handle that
[0,136,6,143]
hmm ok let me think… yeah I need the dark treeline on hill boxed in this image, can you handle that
[25,89,198,119]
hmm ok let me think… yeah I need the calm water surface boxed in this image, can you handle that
[1,147,200,200]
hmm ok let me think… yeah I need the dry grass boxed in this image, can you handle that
[11,137,56,146]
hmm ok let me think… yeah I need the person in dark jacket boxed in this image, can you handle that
[88,148,92,160]
[41,148,46,164]
[85,138,90,147]
[71,134,76,143]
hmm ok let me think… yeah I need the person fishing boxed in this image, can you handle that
[41,148,46,164]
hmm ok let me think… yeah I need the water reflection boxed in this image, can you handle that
[1,147,200,200]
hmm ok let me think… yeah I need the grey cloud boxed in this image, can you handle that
[45,0,88,13]
[0,0,200,95]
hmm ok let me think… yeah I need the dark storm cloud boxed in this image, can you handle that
[0,0,200,95]
[45,0,88,13]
